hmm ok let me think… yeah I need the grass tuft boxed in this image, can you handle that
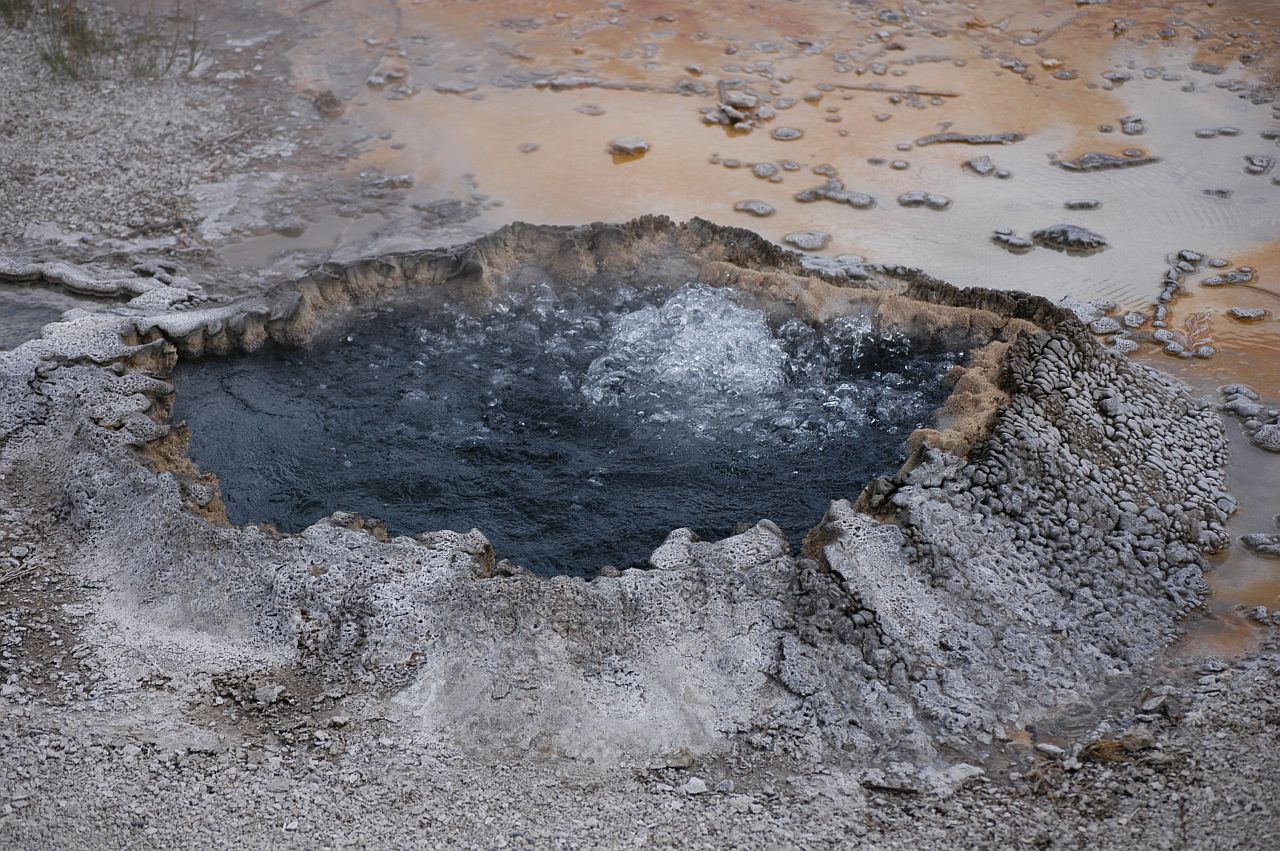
[0,0,204,80]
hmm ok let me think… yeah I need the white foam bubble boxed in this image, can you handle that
[582,286,788,427]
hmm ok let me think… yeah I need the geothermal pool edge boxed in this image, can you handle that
[0,217,1231,769]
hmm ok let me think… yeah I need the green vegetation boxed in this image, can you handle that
[0,0,203,80]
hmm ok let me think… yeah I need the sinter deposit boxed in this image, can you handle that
[0,218,1230,769]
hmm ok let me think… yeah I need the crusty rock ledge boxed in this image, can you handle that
[0,216,1230,770]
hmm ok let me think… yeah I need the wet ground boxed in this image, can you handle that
[0,286,97,349]
[211,0,1279,300]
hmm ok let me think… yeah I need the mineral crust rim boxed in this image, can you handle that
[0,215,1232,769]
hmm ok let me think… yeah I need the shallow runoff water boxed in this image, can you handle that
[173,284,962,575]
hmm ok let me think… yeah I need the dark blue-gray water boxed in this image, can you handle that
[0,286,81,350]
[172,283,962,575]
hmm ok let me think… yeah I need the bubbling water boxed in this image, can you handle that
[583,286,788,426]
[173,283,963,575]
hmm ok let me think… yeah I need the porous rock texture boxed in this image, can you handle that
[0,217,1231,772]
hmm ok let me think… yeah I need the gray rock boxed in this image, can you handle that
[964,156,997,176]
[1201,269,1256,287]
[608,136,650,156]
[1031,224,1108,252]
[733,200,775,217]
[1052,151,1161,171]
[794,179,875,209]
[897,191,952,211]
[916,131,1025,146]
[1240,534,1280,557]
[1244,154,1276,175]
[433,80,479,94]
[680,778,709,795]
[1251,424,1280,452]
[1120,116,1147,136]
[783,230,831,251]
[992,229,1034,251]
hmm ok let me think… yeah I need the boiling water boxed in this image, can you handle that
[173,284,961,575]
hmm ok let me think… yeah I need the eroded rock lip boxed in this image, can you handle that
[0,216,1231,768]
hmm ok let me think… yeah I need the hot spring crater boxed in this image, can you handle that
[0,216,1232,767]
[173,283,962,575]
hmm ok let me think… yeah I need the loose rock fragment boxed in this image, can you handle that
[608,136,650,156]
[1031,224,1109,252]
[1120,116,1147,135]
[433,80,479,95]
[702,84,775,130]
[1108,336,1139,354]
[783,230,831,250]
[897,190,952,210]
[915,131,1025,146]
[992,229,1034,251]
[733,200,775,217]
[794,179,876,209]
[1200,268,1255,287]
[1240,534,1280,558]
[1244,155,1276,175]
[1052,151,1161,171]
[1253,424,1280,452]
[1217,386,1280,451]
[964,155,997,176]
